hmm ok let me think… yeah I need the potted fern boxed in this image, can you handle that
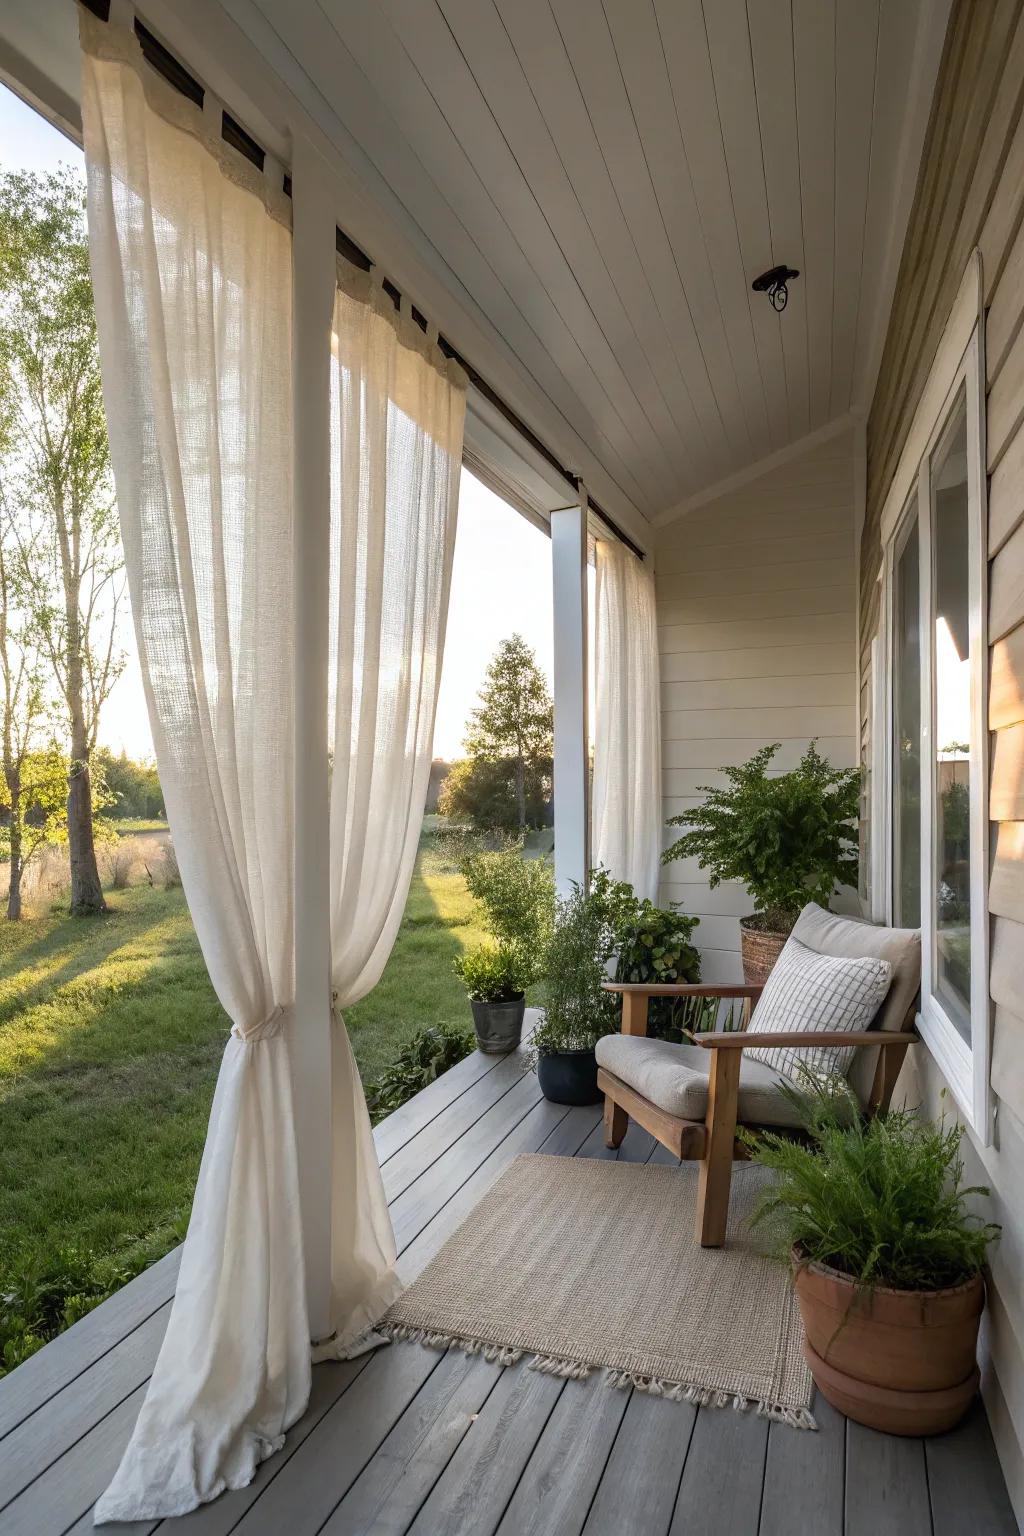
[746,1078,999,1435]
[662,741,860,982]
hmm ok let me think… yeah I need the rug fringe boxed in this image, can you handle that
[605,1368,816,1428]
[380,1326,814,1429]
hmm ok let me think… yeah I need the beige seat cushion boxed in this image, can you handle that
[788,903,921,1103]
[595,1034,805,1129]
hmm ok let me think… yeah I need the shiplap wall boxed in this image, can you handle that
[655,431,858,981]
[860,0,1024,1518]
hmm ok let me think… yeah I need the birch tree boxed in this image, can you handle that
[0,168,123,915]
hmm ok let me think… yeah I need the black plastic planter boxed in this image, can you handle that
[470,995,526,1054]
[536,1048,601,1105]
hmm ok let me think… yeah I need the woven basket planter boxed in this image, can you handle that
[739,918,789,984]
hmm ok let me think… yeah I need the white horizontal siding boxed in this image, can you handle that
[655,432,858,971]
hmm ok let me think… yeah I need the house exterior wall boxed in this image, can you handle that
[655,431,859,981]
[860,0,1024,1517]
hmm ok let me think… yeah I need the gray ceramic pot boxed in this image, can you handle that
[470,994,526,1054]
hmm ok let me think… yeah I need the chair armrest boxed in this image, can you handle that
[684,1030,917,1050]
[602,983,764,1000]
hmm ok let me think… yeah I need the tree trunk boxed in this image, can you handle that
[515,755,526,832]
[68,712,105,916]
[6,775,22,921]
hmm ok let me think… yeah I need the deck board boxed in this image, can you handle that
[0,1033,1014,1536]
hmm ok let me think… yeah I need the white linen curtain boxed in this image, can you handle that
[82,15,300,1524]
[327,270,466,1320]
[592,538,661,900]
[81,13,468,1520]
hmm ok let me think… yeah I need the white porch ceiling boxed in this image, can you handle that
[231,0,942,524]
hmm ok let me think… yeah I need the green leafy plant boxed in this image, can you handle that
[743,1073,999,1292]
[587,868,711,1040]
[453,942,530,1003]
[0,1241,170,1378]
[662,741,860,935]
[366,1021,475,1124]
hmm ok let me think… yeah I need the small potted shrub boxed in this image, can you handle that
[454,943,530,1054]
[662,741,860,982]
[745,1077,999,1436]
[533,882,614,1105]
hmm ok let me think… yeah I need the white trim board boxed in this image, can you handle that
[654,414,856,526]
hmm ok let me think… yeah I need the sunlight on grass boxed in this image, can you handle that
[0,824,484,1369]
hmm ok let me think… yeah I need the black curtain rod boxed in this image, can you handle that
[82,0,645,561]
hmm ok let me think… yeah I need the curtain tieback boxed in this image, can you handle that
[231,1004,288,1044]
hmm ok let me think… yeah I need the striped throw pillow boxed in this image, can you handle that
[745,938,893,1086]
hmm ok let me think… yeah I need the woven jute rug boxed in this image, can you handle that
[381,1153,815,1428]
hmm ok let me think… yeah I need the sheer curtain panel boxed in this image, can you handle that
[592,539,661,900]
[81,13,306,1521]
[327,269,467,1326]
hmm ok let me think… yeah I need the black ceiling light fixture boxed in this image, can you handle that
[752,264,800,313]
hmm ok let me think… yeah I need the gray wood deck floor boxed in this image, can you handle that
[0,1021,1016,1536]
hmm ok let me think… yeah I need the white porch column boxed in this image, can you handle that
[290,133,335,1343]
[551,487,590,897]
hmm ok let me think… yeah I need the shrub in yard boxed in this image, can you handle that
[459,843,554,986]
[366,1021,474,1124]
[0,1245,148,1377]
[100,836,145,890]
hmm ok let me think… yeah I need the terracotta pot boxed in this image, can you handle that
[739,918,789,984]
[792,1249,984,1435]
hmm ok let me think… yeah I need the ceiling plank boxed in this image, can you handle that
[830,0,880,417]
[702,0,790,452]
[360,0,680,505]
[851,0,930,413]
[545,0,736,485]
[793,0,837,432]
[433,0,697,497]
[600,0,752,470]
[747,0,811,442]
[655,0,773,463]
[295,0,661,511]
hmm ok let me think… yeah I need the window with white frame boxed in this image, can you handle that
[877,321,990,1139]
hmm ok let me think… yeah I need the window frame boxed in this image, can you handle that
[877,326,991,1141]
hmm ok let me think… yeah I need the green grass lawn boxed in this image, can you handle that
[0,824,485,1366]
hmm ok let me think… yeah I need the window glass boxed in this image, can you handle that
[930,391,971,1041]
[892,515,921,928]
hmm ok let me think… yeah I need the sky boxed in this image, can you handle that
[1,82,555,764]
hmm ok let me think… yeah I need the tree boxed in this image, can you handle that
[0,483,61,917]
[463,635,553,832]
[436,755,551,834]
[95,748,164,821]
[0,169,124,915]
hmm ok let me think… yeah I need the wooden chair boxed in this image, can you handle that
[597,905,921,1249]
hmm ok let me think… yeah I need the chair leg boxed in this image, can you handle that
[604,1093,628,1149]
[695,1047,741,1248]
